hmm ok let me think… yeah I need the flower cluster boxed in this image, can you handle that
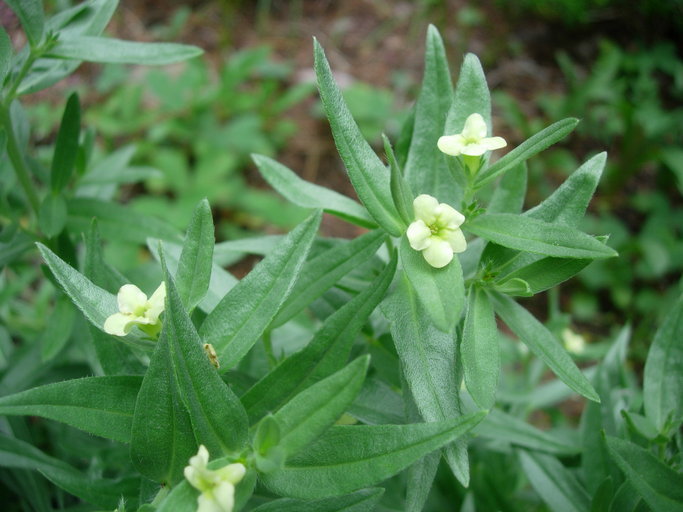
[184,445,246,512]
[103,282,166,338]
[407,194,467,268]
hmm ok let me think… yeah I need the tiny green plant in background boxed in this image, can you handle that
[0,2,681,512]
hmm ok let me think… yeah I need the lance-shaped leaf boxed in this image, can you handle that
[162,259,248,455]
[403,25,458,204]
[484,152,607,276]
[38,242,153,348]
[274,356,369,458]
[175,199,214,311]
[272,230,385,327]
[262,411,485,499]
[462,287,499,409]
[130,327,196,485]
[475,409,580,455]
[0,435,138,509]
[445,53,491,135]
[490,292,599,402]
[0,376,140,443]
[313,39,403,236]
[384,134,414,226]
[466,213,617,260]
[605,435,683,512]
[4,0,44,47]
[243,254,396,424]
[475,118,579,187]
[38,193,68,238]
[399,236,465,333]
[643,295,683,431]
[519,450,591,512]
[50,92,81,192]
[48,36,203,65]
[37,243,115,331]
[382,273,469,485]
[497,256,593,295]
[254,154,376,229]
[200,211,321,368]
[251,488,385,512]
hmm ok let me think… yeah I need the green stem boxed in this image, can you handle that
[150,485,170,506]
[0,103,39,215]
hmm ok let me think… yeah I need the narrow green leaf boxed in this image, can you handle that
[0,376,141,443]
[462,287,499,409]
[50,92,81,192]
[0,26,12,84]
[313,39,403,236]
[382,273,469,485]
[466,213,617,259]
[162,259,248,455]
[130,328,195,485]
[643,295,683,431]
[5,0,44,47]
[200,211,321,368]
[384,134,413,226]
[497,256,592,294]
[490,292,599,402]
[243,254,396,424]
[475,409,580,455]
[519,450,591,512]
[399,236,465,333]
[67,198,182,243]
[0,435,138,509]
[476,118,579,187]
[487,162,527,214]
[252,488,384,512]
[609,481,644,512]
[38,193,68,238]
[605,435,683,512]
[48,36,203,65]
[253,154,376,229]
[36,242,116,332]
[176,198,214,311]
[404,25,458,204]
[406,452,439,512]
[262,412,486,499]
[527,152,606,225]
[272,230,385,327]
[274,356,369,458]
[445,53,491,135]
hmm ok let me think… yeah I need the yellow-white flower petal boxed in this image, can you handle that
[461,113,488,140]
[117,284,147,314]
[197,493,226,512]
[459,143,488,157]
[413,194,439,224]
[103,312,136,336]
[215,464,246,483]
[422,238,454,268]
[435,203,465,229]
[437,134,465,156]
[147,282,166,322]
[482,136,507,151]
[407,220,432,251]
[443,229,467,253]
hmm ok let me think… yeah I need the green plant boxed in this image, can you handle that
[1,3,681,511]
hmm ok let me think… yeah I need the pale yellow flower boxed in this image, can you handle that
[103,282,166,337]
[437,113,507,157]
[562,328,586,355]
[184,445,246,512]
[406,194,466,268]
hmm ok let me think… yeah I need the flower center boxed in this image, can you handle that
[133,303,150,317]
